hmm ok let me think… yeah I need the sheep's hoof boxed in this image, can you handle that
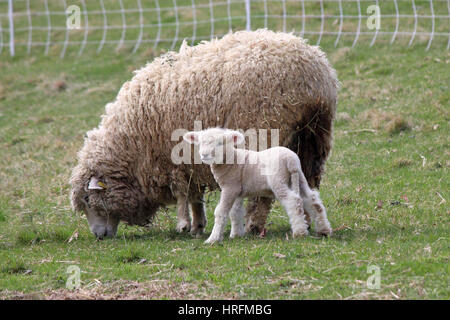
[316,229,332,237]
[245,224,264,235]
[176,221,191,233]
[190,223,205,236]
[258,228,267,238]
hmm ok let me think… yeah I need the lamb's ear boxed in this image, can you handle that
[88,176,107,190]
[183,131,200,145]
[225,131,245,145]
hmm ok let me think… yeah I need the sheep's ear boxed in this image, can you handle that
[225,131,245,145]
[88,176,107,190]
[183,131,200,145]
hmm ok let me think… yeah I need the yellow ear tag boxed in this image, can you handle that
[97,181,107,189]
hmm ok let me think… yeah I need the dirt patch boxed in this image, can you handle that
[359,109,412,134]
[1,279,232,300]
[37,74,69,94]
[393,158,413,168]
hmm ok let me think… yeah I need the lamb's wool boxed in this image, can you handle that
[70,29,338,229]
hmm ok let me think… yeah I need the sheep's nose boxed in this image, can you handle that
[91,225,107,239]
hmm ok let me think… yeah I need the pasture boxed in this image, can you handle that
[0,0,449,299]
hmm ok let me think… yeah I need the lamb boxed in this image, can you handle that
[69,29,338,239]
[183,128,332,244]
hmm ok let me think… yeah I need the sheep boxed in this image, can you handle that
[183,128,332,243]
[69,29,338,239]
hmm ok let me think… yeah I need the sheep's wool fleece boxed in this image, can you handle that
[71,29,338,225]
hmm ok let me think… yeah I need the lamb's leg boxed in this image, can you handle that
[302,189,332,236]
[291,171,312,230]
[297,169,331,236]
[190,197,207,236]
[229,198,245,239]
[176,195,191,233]
[205,191,237,244]
[274,186,309,238]
[245,197,272,234]
[293,170,313,229]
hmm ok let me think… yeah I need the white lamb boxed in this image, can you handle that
[184,128,332,244]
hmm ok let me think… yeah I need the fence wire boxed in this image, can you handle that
[0,0,448,57]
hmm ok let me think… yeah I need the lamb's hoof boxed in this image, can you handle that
[176,220,191,233]
[292,230,309,238]
[230,230,245,239]
[204,236,222,244]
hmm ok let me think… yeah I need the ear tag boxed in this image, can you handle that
[97,181,107,189]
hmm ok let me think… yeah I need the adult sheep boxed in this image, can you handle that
[70,29,339,239]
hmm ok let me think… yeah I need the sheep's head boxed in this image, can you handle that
[183,128,244,165]
[70,166,156,239]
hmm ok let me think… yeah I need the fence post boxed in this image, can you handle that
[245,0,251,31]
[8,0,14,56]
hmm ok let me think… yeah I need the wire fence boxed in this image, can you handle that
[0,0,448,57]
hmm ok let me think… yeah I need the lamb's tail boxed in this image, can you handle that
[298,171,311,199]
[287,156,309,197]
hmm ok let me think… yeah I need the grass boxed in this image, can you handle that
[0,1,449,300]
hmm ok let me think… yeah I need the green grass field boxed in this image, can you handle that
[0,0,449,299]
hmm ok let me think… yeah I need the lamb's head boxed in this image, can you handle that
[70,165,156,239]
[183,128,244,165]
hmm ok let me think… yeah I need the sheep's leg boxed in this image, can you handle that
[229,198,245,239]
[205,191,237,244]
[304,209,312,230]
[245,197,272,234]
[274,186,309,238]
[190,197,207,236]
[176,196,191,233]
[302,190,332,236]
